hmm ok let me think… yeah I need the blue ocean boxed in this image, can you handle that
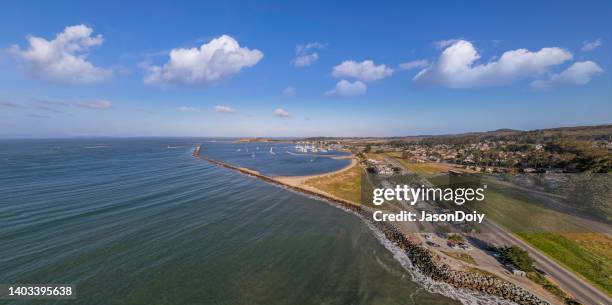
[0,138,458,305]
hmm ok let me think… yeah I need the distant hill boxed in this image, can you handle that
[236,137,286,143]
[303,124,612,144]
[415,124,612,144]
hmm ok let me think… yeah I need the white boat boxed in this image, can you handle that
[269,147,276,155]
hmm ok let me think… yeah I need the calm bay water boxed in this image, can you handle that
[0,138,458,305]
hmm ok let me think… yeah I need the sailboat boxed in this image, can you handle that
[269,147,276,155]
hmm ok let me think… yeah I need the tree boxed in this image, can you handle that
[499,246,535,272]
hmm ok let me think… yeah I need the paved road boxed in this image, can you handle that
[480,220,611,305]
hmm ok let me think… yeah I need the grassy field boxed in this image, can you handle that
[518,232,611,295]
[304,164,363,204]
[390,158,454,177]
[478,187,612,295]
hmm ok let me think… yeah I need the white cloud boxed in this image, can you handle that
[332,60,393,82]
[532,61,603,88]
[434,38,462,49]
[326,80,367,97]
[292,42,326,67]
[414,40,573,88]
[283,86,296,96]
[273,108,290,118]
[10,24,111,84]
[178,106,198,112]
[144,35,263,86]
[78,100,112,109]
[581,39,602,52]
[399,59,429,70]
[293,53,319,67]
[295,42,327,54]
[214,105,235,113]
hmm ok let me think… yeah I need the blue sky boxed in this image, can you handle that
[0,0,610,138]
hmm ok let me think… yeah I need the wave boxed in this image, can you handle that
[364,220,518,305]
[82,145,108,149]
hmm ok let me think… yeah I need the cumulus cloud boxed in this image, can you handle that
[78,100,112,109]
[332,60,393,82]
[399,59,429,70]
[144,35,263,86]
[293,53,318,67]
[10,24,111,84]
[214,105,235,113]
[581,39,602,52]
[178,106,198,112]
[273,108,291,118]
[283,86,296,96]
[532,61,603,88]
[292,42,326,67]
[326,80,367,97]
[413,40,573,88]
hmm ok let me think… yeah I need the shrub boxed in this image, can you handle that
[499,246,535,272]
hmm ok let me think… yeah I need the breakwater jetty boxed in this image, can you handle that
[193,145,549,305]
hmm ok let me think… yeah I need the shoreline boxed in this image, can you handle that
[274,157,358,188]
[192,145,550,305]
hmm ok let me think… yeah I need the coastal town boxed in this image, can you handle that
[299,125,612,174]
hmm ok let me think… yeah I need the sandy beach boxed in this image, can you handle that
[274,157,358,186]
[272,157,360,205]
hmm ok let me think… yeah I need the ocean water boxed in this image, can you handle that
[0,138,459,305]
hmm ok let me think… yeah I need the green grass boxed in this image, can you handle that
[527,271,569,300]
[391,158,453,177]
[304,165,363,205]
[519,232,611,295]
[476,188,612,295]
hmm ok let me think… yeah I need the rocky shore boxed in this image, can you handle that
[375,220,549,305]
[193,146,549,305]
